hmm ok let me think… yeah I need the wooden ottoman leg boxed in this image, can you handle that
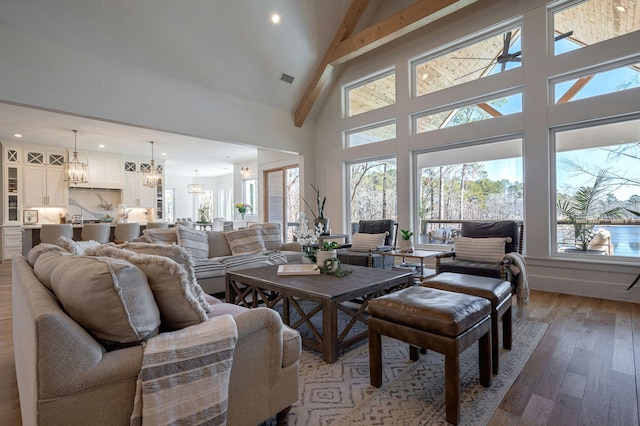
[503,305,512,350]
[409,345,420,361]
[445,355,461,425]
[479,330,492,388]
[369,328,382,387]
[491,312,499,374]
[276,406,291,425]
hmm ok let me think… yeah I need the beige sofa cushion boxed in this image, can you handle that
[142,228,178,244]
[26,243,68,266]
[49,256,161,348]
[176,224,209,259]
[112,242,211,313]
[206,230,233,258]
[94,247,208,330]
[225,228,266,255]
[33,250,71,291]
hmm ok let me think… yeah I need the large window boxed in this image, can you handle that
[553,61,640,104]
[242,178,258,219]
[416,139,523,245]
[554,118,640,258]
[346,120,396,148]
[265,166,299,242]
[344,68,396,117]
[553,0,640,56]
[348,158,397,226]
[412,26,522,96]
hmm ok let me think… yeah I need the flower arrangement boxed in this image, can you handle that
[235,203,251,214]
[293,213,324,246]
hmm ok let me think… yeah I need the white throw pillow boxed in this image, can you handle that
[350,232,389,252]
[453,236,509,263]
[57,236,105,255]
[142,228,178,244]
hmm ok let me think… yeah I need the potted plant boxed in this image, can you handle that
[399,229,414,253]
[316,241,340,270]
[302,184,328,235]
[556,170,624,253]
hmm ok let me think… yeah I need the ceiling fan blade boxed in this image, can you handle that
[454,65,492,81]
[501,62,507,72]
[451,57,496,60]
[510,57,521,63]
[554,30,573,41]
[502,31,512,57]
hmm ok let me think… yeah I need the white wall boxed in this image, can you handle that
[314,0,640,302]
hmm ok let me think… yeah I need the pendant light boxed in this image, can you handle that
[187,170,205,194]
[64,129,89,184]
[142,141,162,188]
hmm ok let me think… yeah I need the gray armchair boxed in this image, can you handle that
[435,221,524,287]
[336,220,398,268]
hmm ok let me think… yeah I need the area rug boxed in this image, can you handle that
[265,317,547,426]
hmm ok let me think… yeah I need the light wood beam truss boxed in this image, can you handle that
[294,0,478,127]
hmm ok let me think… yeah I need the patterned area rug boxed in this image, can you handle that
[265,316,547,426]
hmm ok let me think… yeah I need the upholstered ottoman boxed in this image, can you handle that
[368,286,491,425]
[422,272,512,374]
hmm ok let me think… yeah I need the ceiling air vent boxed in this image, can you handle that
[280,73,295,84]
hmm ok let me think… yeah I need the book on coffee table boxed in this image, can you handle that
[277,264,320,276]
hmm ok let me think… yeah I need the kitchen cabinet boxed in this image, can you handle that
[122,161,156,208]
[2,145,21,224]
[23,165,68,207]
[2,226,22,262]
[73,154,124,189]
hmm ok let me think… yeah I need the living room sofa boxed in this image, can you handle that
[12,244,301,426]
[138,222,303,294]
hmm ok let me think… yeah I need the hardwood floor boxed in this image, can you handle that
[1,262,638,425]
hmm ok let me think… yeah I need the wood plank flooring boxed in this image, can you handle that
[1,262,638,425]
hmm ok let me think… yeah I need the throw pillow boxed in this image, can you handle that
[206,230,232,258]
[96,242,211,314]
[251,223,282,251]
[142,228,178,244]
[350,232,389,252]
[27,243,68,266]
[225,228,266,255]
[94,247,208,330]
[33,250,72,291]
[58,236,104,255]
[176,224,209,259]
[49,256,161,349]
[453,236,509,263]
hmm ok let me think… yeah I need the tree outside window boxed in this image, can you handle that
[348,158,397,228]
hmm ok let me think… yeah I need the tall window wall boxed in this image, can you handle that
[348,158,397,226]
[338,0,639,262]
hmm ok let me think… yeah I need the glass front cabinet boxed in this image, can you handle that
[3,146,22,224]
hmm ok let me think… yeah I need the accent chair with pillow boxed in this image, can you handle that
[435,220,524,288]
[336,219,397,268]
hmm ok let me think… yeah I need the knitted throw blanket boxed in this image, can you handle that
[130,314,238,426]
[502,252,529,307]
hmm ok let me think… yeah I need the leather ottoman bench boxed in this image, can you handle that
[368,286,491,425]
[422,272,512,374]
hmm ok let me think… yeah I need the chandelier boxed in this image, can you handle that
[187,170,205,194]
[142,141,162,188]
[64,129,88,184]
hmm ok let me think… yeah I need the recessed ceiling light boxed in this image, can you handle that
[271,13,280,24]
[98,144,105,148]
[615,5,626,12]
[13,133,22,138]
[161,152,167,156]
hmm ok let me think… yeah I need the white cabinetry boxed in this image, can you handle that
[2,226,22,262]
[22,148,68,207]
[2,145,21,224]
[122,160,155,208]
[74,154,124,189]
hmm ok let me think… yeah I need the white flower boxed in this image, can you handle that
[293,213,324,245]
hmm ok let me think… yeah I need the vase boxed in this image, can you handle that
[314,218,330,235]
[241,213,245,220]
[398,239,414,253]
[316,249,337,270]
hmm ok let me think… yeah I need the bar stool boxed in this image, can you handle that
[81,223,111,243]
[114,222,141,243]
[40,224,74,245]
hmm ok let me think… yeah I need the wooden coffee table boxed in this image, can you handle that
[226,265,412,363]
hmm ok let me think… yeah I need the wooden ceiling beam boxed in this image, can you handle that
[294,0,370,128]
[330,0,478,65]
[294,0,477,127]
